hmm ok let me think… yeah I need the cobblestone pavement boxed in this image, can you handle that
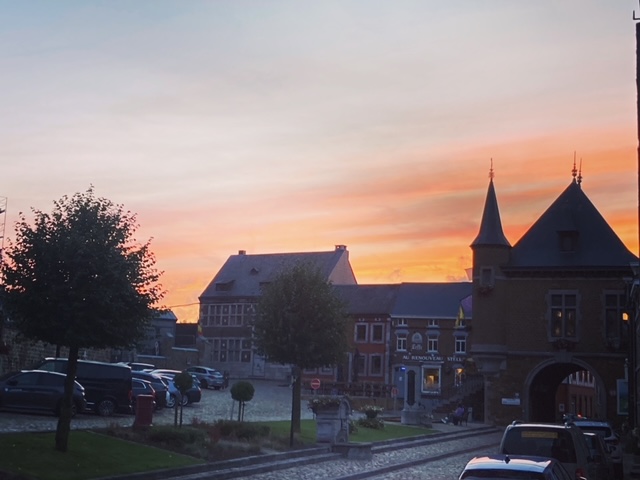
[0,379,313,433]
[218,427,502,480]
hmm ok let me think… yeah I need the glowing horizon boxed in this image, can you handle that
[1,1,639,323]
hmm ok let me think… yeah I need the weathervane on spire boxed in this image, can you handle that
[489,158,494,180]
[571,152,577,181]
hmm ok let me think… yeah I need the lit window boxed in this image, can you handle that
[549,291,578,339]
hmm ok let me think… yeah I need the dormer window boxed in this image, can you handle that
[215,280,234,292]
[558,230,578,252]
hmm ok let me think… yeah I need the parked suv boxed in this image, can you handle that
[0,370,86,417]
[33,358,132,416]
[185,366,225,389]
[570,418,623,479]
[499,422,596,480]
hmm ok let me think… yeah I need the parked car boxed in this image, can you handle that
[131,371,169,409]
[570,418,623,479]
[0,370,86,417]
[583,432,614,480]
[131,378,157,411]
[459,454,578,480]
[499,421,596,480]
[124,362,156,372]
[33,358,132,416]
[151,370,202,406]
[185,366,225,390]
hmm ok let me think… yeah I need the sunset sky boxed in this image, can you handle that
[1,1,639,323]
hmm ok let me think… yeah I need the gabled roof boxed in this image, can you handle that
[199,246,357,299]
[508,180,637,269]
[392,282,472,319]
[471,178,511,248]
[333,284,400,315]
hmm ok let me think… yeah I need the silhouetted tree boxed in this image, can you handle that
[0,187,163,452]
[254,262,348,434]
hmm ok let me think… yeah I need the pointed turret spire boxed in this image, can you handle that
[471,163,511,247]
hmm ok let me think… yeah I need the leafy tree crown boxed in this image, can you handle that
[253,262,349,370]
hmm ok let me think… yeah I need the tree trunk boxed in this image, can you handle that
[55,345,79,452]
[292,372,301,433]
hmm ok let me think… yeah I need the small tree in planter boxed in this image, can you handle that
[173,371,193,427]
[231,381,255,422]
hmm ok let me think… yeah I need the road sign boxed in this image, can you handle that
[391,386,399,398]
[310,378,321,390]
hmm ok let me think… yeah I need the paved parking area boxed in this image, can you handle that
[0,379,315,433]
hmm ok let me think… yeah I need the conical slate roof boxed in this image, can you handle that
[471,179,510,247]
[508,180,636,269]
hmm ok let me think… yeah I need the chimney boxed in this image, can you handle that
[238,250,246,255]
[335,245,347,251]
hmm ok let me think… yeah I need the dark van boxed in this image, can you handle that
[33,358,132,416]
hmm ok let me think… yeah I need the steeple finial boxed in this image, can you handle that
[489,158,494,180]
[572,152,578,182]
[577,158,583,186]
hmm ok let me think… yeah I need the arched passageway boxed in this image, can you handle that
[527,361,605,423]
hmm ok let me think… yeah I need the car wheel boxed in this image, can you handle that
[166,394,176,408]
[180,394,189,407]
[97,399,116,416]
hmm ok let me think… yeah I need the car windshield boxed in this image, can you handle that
[502,428,576,463]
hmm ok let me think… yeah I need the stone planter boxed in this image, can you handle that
[314,398,350,444]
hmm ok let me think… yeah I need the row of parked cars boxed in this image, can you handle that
[459,417,624,480]
[0,358,227,418]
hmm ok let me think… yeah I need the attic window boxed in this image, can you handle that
[558,231,578,252]
[215,281,233,292]
[250,267,259,275]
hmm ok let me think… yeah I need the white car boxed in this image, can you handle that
[459,454,578,480]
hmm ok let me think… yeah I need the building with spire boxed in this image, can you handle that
[470,165,636,425]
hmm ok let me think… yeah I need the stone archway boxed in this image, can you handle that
[523,358,607,423]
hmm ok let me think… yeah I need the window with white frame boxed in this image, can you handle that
[396,334,407,351]
[427,334,439,353]
[427,319,439,328]
[355,323,368,342]
[370,355,383,376]
[371,324,384,343]
[202,303,255,327]
[422,365,441,393]
[212,337,249,362]
[548,291,578,339]
[354,353,365,376]
[454,335,466,354]
[396,318,407,327]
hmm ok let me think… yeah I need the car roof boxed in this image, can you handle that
[464,455,553,473]
[570,419,613,428]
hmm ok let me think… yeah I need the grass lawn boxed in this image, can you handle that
[0,420,435,479]
[0,430,203,480]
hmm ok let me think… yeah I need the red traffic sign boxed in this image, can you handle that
[310,378,321,390]
[391,386,399,398]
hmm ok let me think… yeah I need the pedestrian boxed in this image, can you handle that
[452,404,465,425]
